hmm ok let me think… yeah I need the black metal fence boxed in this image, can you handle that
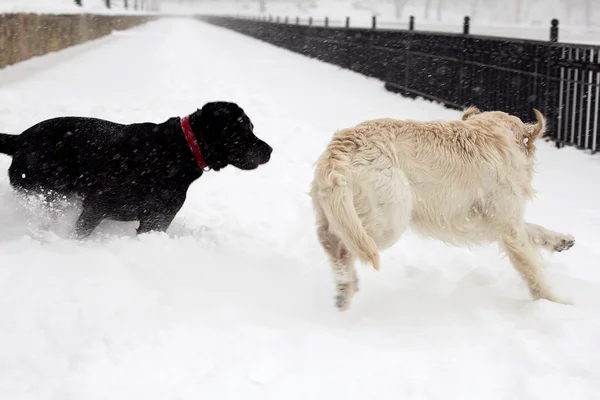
[198,15,600,154]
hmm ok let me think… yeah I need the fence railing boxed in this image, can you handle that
[198,15,600,154]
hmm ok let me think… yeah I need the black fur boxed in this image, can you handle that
[0,101,272,238]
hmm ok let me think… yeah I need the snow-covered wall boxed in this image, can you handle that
[0,0,161,14]
[0,13,154,68]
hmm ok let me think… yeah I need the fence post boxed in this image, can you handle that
[309,16,313,26]
[409,15,414,30]
[285,16,289,24]
[124,0,128,8]
[372,16,377,29]
[345,16,350,28]
[325,17,329,27]
[458,25,467,105]
[296,16,299,24]
[543,25,561,146]
[105,0,110,8]
[75,0,82,5]
[550,19,559,42]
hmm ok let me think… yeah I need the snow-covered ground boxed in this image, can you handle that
[1,17,600,399]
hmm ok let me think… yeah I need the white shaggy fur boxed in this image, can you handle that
[310,107,575,311]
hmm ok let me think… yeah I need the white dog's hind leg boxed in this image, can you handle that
[317,223,358,311]
[332,246,357,311]
[525,222,575,253]
[500,227,561,303]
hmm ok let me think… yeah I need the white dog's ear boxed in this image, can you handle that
[461,106,481,120]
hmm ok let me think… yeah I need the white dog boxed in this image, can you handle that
[310,107,574,311]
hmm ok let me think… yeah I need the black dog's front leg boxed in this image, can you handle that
[136,194,185,235]
[73,203,105,239]
[137,211,178,235]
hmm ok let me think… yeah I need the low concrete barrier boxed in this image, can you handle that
[0,13,156,68]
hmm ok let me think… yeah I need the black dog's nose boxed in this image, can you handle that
[264,147,272,162]
[260,143,273,163]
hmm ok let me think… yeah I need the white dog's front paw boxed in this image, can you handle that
[553,234,575,252]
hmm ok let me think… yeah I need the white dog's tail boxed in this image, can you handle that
[530,109,546,140]
[314,150,380,270]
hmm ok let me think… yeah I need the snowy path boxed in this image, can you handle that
[1,17,600,400]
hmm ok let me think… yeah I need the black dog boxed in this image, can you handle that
[0,102,272,238]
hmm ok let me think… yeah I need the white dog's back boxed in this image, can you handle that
[313,114,527,251]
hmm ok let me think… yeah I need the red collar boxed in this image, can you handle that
[180,115,209,171]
